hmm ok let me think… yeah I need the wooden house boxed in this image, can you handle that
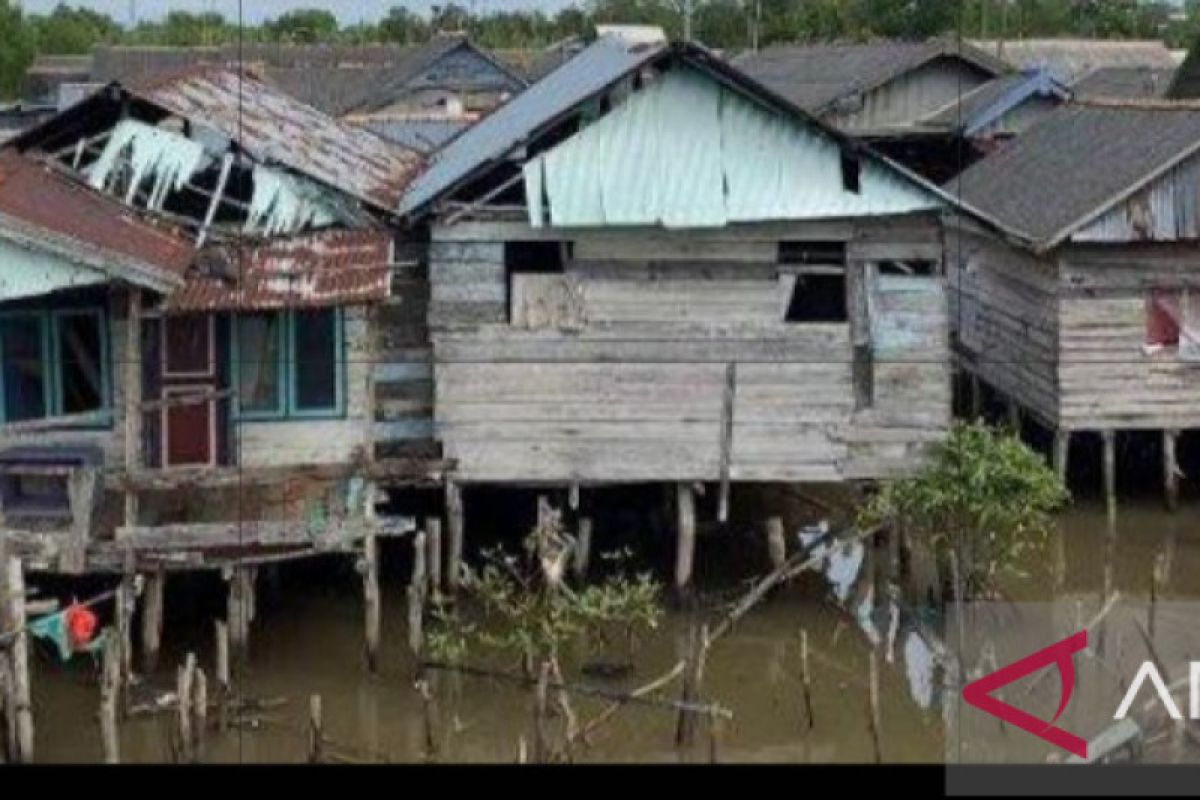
[397,37,977,586]
[0,66,433,586]
[731,39,1064,181]
[945,100,1200,510]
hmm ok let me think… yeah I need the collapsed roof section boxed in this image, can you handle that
[0,149,192,299]
[1,66,419,310]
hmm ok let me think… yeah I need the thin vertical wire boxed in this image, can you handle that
[235,0,245,767]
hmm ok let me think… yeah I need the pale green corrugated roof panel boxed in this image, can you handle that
[0,235,106,301]
[526,66,940,228]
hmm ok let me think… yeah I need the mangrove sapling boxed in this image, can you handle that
[859,421,1068,603]
[423,510,664,761]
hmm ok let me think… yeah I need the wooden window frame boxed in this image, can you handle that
[230,307,345,422]
[0,307,112,425]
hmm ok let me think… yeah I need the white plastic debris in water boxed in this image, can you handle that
[87,119,208,210]
[826,540,865,604]
[904,631,935,710]
[854,583,882,646]
[246,166,340,235]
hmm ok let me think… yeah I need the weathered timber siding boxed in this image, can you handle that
[828,58,993,133]
[1072,153,1200,243]
[430,217,951,483]
[945,226,1060,425]
[1057,245,1200,430]
[235,305,374,466]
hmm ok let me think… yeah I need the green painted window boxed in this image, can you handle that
[0,308,110,424]
[233,307,343,420]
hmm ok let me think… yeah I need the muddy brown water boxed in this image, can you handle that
[23,498,1200,764]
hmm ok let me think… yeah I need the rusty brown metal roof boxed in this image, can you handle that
[126,65,425,213]
[0,150,194,289]
[167,228,391,312]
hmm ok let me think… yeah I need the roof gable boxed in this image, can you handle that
[524,65,940,228]
[733,39,1008,116]
[922,69,1070,135]
[947,102,1200,250]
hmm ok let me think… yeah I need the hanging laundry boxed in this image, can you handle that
[65,602,98,651]
[28,605,105,663]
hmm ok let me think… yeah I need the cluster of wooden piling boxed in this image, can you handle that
[0,548,33,763]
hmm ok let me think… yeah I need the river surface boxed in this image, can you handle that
[22,494,1200,764]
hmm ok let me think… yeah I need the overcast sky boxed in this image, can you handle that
[17,0,582,26]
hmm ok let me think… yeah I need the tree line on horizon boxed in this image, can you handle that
[1,0,1198,99]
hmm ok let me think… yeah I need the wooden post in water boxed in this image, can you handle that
[867,649,882,763]
[226,567,253,654]
[100,632,121,764]
[362,527,380,674]
[425,517,443,598]
[675,483,696,592]
[676,621,707,748]
[117,555,137,712]
[177,653,196,763]
[799,628,814,731]
[214,621,229,730]
[141,569,165,674]
[445,482,464,593]
[3,555,32,763]
[1101,430,1117,519]
[307,694,323,764]
[1163,429,1180,512]
[408,531,428,657]
[573,518,593,582]
[765,516,787,571]
[192,667,207,761]
[1053,430,1071,487]
[532,661,551,763]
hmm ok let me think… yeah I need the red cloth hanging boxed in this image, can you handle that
[64,602,97,651]
[1147,290,1181,347]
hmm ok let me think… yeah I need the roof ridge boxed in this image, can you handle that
[1071,96,1200,110]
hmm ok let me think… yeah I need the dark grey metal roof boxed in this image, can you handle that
[1072,66,1175,100]
[732,39,1009,115]
[397,36,665,216]
[945,102,1200,248]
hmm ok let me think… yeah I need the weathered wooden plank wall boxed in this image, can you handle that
[430,217,951,484]
[945,226,1060,425]
[827,58,993,133]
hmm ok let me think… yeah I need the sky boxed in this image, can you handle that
[16,0,582,26]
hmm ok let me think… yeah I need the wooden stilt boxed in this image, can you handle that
[573,518,592,582]
[532,661,551,763]
[1007,398,1021,435]
[408,531,427,657]
[799,628,814,731]
[192,667,207,761]
[141,569,165,675]
[969,373,982,420]
[445,482,464,593]
[214,621,229,731]
[1052,429,1070,486]
[675,483,696,592]
[362,527,380,674]
[307,694,323,764]
[675,621,708,748]
[177,653,196,763]
[867,649,882,763]
[568,482,580,512]
[117,553,136,713]
[100,632,121,764]
[1102,430,1117,519]
[226,567,254,653]
[3,555,31,763]
[765,516,786,571]
[1163,429,1180,512]
[425,517,442,598]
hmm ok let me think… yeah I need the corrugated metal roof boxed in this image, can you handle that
[357,117,469,154]
[733,39,1009,116]
[946,102,1200,248]
[167,228,391,312]
[0,150,192,291]
[1073,66,1175,99]
[525,65,939,228]
[921,69,1069,134]
[398,36,665,217]
[127,66,425,212]
[973,38,1178,84]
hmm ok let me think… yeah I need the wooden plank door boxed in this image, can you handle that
[161,315,217,467]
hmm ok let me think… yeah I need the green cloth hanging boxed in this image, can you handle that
[28,612,106,663]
